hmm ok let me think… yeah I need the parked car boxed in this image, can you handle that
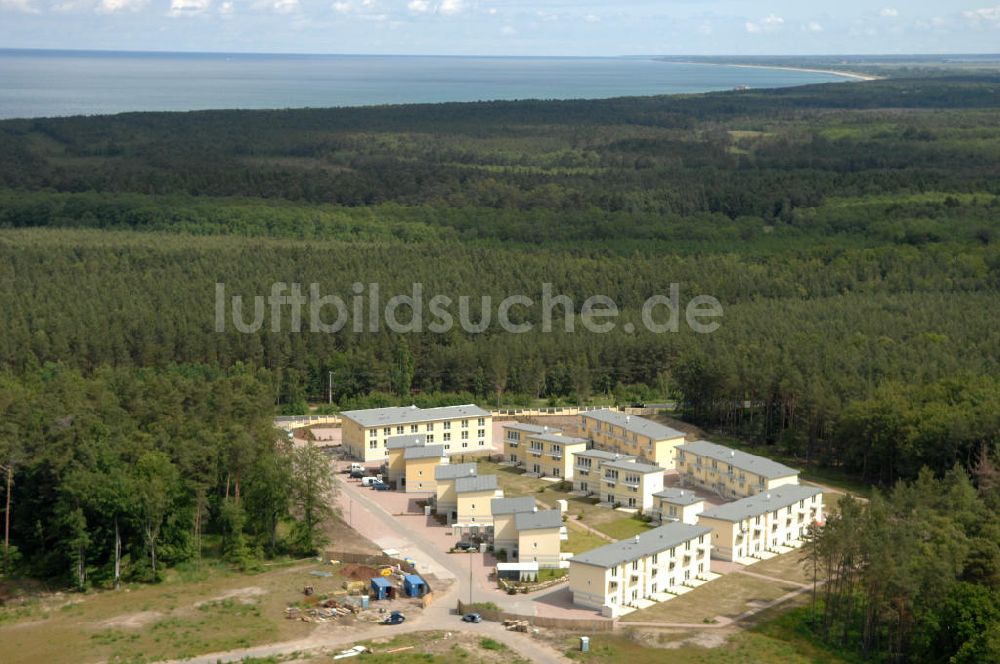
[462,612,482,623]
[361,475,384,487]
[382,611,406,625]
[371,481,391,491]
[454,541,477,552]
[349,470,365,479]
[349,462,365,473]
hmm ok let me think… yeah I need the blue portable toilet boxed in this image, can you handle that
[403,574,426,598]
[370,576,393,600]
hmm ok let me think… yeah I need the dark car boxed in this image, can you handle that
[372,481,391,491]
[454,541,477,552]
[383,611,406,625]
[462,612,482,623]
[349,469,365,479]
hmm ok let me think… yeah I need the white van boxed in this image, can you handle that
[361,475,384,487]
[350,462,365,473]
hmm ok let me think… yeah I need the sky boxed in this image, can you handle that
[1,1,1000,56]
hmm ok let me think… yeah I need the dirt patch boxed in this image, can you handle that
[196,586,266,607]
[339,564,379,581]
[100,610,162,629]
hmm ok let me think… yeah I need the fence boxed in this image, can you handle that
[456,599,615,632]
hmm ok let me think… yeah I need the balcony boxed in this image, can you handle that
[529,448,543,457]
[549,452,563,460]
[506,441,519,447]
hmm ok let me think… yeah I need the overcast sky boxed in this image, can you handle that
[1,0,1000,56]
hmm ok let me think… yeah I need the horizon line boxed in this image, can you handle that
[3,46,1000,60]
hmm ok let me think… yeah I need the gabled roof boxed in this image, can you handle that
[698,485,822,523]
[342,404,491,428]
[491,496,537,516]
[569,523,711,569]
[573,449,635,463]
[404,444,446,460]
[603,459,662,474]
[653,488,703,506]
[677,440,799,480]
[435,462,478,481]
[515,509,563,532]
[529,432,587,445]
[502,422,553,434]
[455,474,498,494]
[582,409,685,441]
[387,434,427,450]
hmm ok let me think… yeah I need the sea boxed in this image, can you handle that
[0,49,851,120]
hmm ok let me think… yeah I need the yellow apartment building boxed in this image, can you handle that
[651,488,705,525]
[434,462,478,520]
[696,485,824,563]
[454,474,502,528]
[523,432,588,480]
[568,523,712,614]
[514,510,564,568]
[501,422,550,464]
[386,434,426,487]
[571,449,635,495]
[676,440,799,500]
[341,404,493,462]
[580,410,686,468]
[403,444,447,493]
[491,496,538,555]
[600,459,665,511]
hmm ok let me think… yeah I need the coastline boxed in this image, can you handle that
[660,59,880,82]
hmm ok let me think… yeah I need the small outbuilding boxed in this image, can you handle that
[403,574,427,597]
[496,561,539,582]
[370,576,394,600]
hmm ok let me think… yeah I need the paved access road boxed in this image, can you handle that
[159,475,572,664]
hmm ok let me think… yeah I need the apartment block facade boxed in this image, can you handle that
[434,462,478,519]
[580,409,686,468]
[600,459,665,511]
[697,486,824,563]
[491,496,538,554]
[676,440,799,500]
[568,523,712,612]
[341,404,493,462]
[403,444,447,493]
[514,510,564,568]
[650,488,705,525]
[571,449,635,495]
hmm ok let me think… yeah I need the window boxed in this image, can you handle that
[444,421,451,430]
[632,560,639,571]
[651,554,658,564]
[370,429,377,438]
[382,427,390,436]
[478,417,485,426]
[462,442,469,448]
[444,433,451,442]
[427,434,434,443]
[461,419,469,428]
[461,431,469,440]
[410,424,418,433]
[396,426,404,435]
[426,423,434,431]
[478,429,485,438]
[553,468,560,477]
[369,441,377,449]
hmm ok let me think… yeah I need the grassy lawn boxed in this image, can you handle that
[305,630,532,663]
[0,558,346,664]
[558,621,855,664]
[627,572,802,624]
[538,568,569,582]
[564,523,611,556]
[592,515,657,540]
[476,460,550,498]
[748,550,823,586]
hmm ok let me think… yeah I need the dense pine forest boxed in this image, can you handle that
[1,76,1000,659]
